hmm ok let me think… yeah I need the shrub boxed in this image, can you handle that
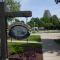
[28,35,41,42]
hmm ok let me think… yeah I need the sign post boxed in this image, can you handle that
[0,1,8,60]
[0,0,32,60]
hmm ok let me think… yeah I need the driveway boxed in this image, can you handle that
[42,39,60,60]
[31,32,60,60]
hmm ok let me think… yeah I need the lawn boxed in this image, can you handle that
[8,43,42,55]
[27,35,41,42]
[8,35,41,55]
[8,35,41,42]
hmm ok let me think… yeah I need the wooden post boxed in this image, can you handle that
[0,1,32,60]
[0,2,7,60]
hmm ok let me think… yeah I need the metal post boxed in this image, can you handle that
[34,22,35,32]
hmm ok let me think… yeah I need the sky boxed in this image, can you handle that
[15,0,60,22]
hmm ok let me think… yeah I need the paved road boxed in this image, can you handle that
[31,33,60,60]
[31,33,60,39]
[42,39,60,60]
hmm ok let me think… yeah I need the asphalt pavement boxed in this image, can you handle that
[42,39,60,60]
[31,33,60,39]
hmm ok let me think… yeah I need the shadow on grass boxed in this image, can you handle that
[42,39,60,56]
[8,43,43,60]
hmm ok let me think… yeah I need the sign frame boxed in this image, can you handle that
[9,24,30,40]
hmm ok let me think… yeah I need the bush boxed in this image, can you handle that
[28,35,41,42]
[8,43,42,55]
[8,43,24,55]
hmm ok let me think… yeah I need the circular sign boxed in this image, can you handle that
[9,24,30,40]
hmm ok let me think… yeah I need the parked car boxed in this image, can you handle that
[32,27,38,31]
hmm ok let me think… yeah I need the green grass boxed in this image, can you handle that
[8,35,41,55]
[8,35,41,42]
[8,43,42,55]
[8,43,41,48]
[27,35,41,42]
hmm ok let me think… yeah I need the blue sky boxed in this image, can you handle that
[15,0,60,22]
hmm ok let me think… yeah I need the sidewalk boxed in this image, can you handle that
[8,40,42,44]
[42,39,60,60]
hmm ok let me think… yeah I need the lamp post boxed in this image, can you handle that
[34,22,35,32]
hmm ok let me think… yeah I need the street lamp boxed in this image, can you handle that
[34,22,35,32]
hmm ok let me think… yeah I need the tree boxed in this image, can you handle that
[27,17,41,28]
[40,17,54,29]
[43,10,51,18]
[5,0,20,12]
[40,10,60,30]
[5,0,21,24]
[15,19,20,22]
[50,15,60,29]
[20,21,25,24]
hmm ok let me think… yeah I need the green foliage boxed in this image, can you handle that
[43,10,51,18]
[5,0,20,12]
[28,17,43,27]
[28,35,41,42]
[9,35,41,42]
[15,19,20,22]
[20,21,25,24]
[12,45,23,54]
[28,9,60,30]
[28,14,60,30]
[8,35,41,54]
[8,43,42,55]
[8,43,24,55]
[5,0,20,24]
